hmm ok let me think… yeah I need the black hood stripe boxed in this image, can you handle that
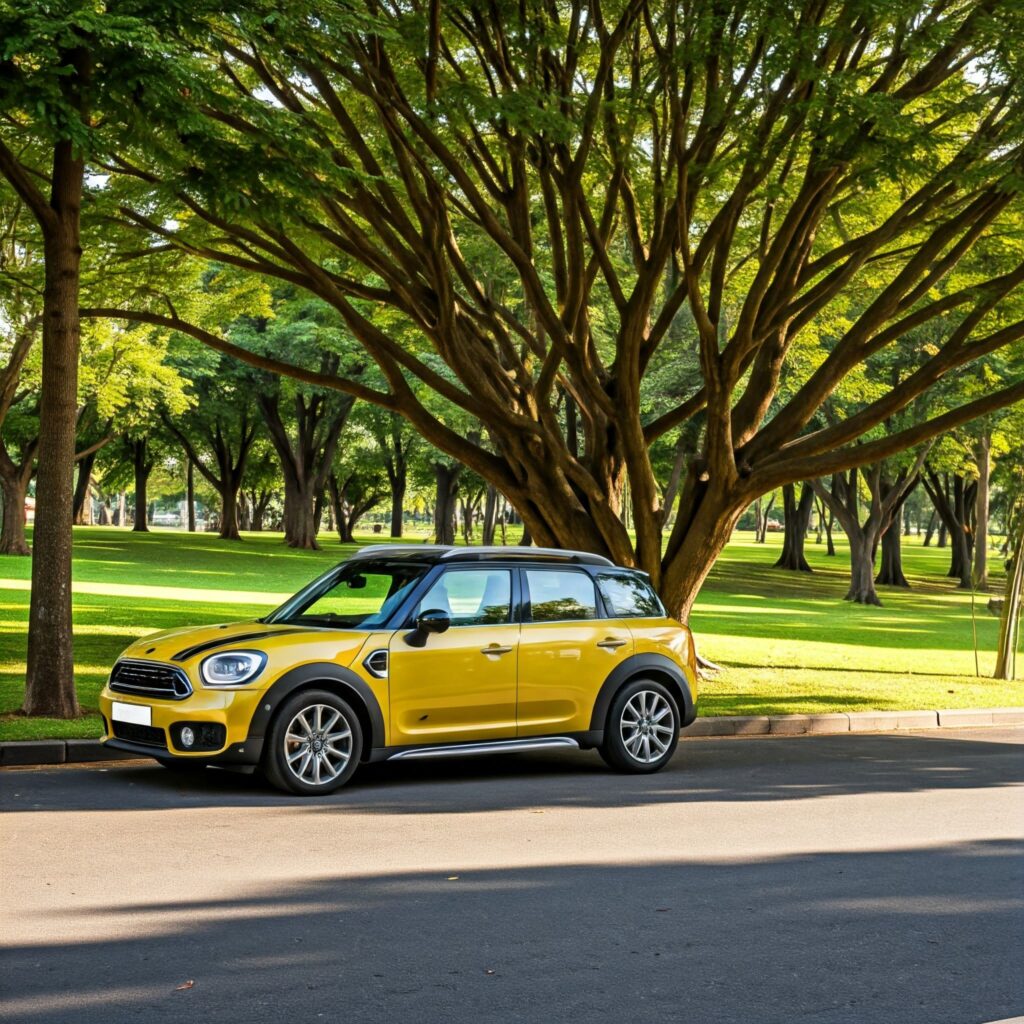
[172,629,310,662]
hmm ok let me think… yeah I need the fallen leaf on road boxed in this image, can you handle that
[484,969,495,975]
[175,980,195,991]
[447,875,459,880]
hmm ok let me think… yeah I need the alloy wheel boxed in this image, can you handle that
[283,703,353,786]
[619,689,675,764]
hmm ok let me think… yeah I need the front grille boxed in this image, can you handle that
[109,659,192,700]
[112,721,167,748]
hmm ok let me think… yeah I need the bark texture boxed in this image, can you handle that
[23,128,86,717]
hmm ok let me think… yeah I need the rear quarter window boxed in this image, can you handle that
[596,573,664,618]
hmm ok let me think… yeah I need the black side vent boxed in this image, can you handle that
[362,649,389,679]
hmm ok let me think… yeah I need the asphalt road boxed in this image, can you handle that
[2,728,1022,1024]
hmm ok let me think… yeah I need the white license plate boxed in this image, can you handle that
[111,701,152,726]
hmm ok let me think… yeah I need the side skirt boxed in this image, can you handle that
[374,735,597,763]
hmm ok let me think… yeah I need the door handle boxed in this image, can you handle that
[481,644,513,656]
[596,638,627,650]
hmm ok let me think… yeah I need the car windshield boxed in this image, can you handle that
[264,560,430,629]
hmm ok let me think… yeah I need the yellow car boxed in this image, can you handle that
[99,546,698,795]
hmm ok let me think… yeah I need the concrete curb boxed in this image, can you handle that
[2,707,1023,767]
[683,707,1024,738]
[0,739,136,767]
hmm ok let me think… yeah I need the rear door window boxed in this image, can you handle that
[524,569,598,622]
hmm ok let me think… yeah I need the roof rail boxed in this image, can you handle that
[440,546,614,566]
[343,543,616,566]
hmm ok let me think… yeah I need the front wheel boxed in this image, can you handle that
[599,679,680,773]
[262,689,363,795]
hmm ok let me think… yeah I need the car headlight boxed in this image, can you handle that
[199,650,267,687]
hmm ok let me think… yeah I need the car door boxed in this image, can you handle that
[516,567,633,737]
[387,567,519,746]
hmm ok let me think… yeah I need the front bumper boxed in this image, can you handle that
[98,683,267,766]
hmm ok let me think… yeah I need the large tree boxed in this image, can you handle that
[86,0,1024,619]
[0,0,202,714]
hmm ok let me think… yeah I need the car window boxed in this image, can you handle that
[269,562,429,629]
[415,569,512,626]
[596,573,664,618]
[524,569,597,622]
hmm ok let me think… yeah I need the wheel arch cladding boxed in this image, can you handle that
[589,653,696,731]
[247,663,386,759]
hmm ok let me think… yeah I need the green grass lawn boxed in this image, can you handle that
[0,525,1018,740]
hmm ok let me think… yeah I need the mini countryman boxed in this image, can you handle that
[99,546,698,795]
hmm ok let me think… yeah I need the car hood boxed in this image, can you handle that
[118,621,372,670]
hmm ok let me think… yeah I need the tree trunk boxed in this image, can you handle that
[924,470,971,589]
[313,489,325,536]
[219,485,241,541]
[388,468,406,538]
[755,493,775,543]
[282,477,318,549]
[993,528,1023,680]
[482,484,499,546]
[875,523,909,587]
[72,450,95,525]
[923,510,936,547]
[249,489,270,532]
[774,483,813,572]
[973,431,991,591]
[875,481,917,588]
[237,491,252,531]
[846,535,881,605]
[131,439,151,533]
[257,390,351,550]
[23,134,84,718]
[186,458,196,532]
[0,469,31,556]
[432,463,461,545]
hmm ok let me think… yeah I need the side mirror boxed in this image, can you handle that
[405,609,451,648]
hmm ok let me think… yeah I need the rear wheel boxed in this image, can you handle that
[599,679,679,773]
[262,689,363,795]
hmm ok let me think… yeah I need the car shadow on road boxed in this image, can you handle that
[2,731,1021,815]
[2,840,1021,1024]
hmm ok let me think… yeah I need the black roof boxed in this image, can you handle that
[346,544,615,567]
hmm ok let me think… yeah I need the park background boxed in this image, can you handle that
[1,0,1023,740]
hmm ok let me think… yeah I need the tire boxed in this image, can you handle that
[599,678,680,773]
[262,689,363,796]
[154,757,208,772]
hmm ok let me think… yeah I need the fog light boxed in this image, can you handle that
[180,726,196,749]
